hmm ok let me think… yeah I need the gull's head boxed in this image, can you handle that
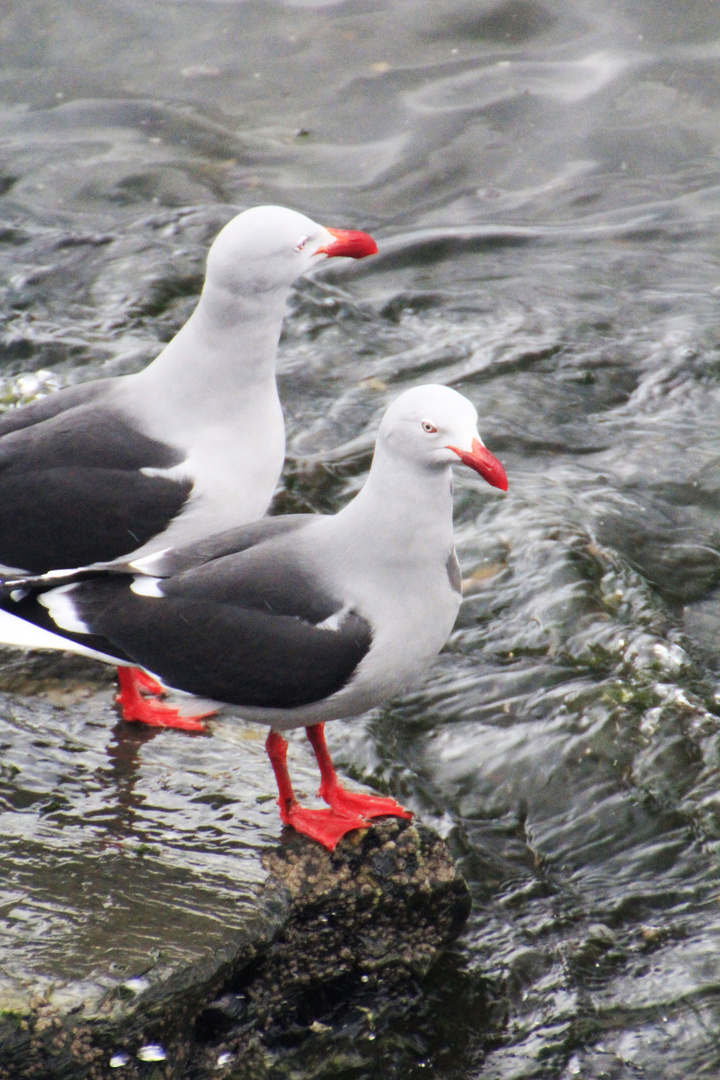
[378,384,508,491]
[205,205,377,294]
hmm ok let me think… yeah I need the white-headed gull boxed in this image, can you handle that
[2,385,506,848]
[0,205,376,729]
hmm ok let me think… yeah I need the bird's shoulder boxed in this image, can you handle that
[131,514,319,577]
[0,378,109,437]
[0,377,185,473]
[158,516,341,625]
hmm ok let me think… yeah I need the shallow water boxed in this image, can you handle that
[2,1,720,1076]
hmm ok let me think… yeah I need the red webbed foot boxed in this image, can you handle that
[265,726,412,851]
[267,728,373,850]
[305,722,413,823]
[321,785,413,822]
[280,801,369,850]
[115,667,215,732]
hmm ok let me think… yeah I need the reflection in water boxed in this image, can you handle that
[407,50,634,113]
[100,720,158,839]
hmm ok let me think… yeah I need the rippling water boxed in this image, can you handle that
[2,1,720,1077]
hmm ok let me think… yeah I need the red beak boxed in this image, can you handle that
[447,437,508,491]
[314,227,378,259]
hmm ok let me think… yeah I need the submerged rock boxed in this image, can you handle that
[0,652,470,1079]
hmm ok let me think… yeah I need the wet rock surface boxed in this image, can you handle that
[182,820,471,1080]
[0,653,470,1080]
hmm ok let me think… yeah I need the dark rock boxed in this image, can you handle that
[0,654,471,1079]
[187,819,471,1078]
[248,818,469,1022]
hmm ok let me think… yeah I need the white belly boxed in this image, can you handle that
[0,608,120,665]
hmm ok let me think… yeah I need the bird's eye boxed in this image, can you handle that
[421,420,438,434]
[294,236,309,252]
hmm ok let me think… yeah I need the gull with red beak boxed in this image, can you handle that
[0,205,376,728]
[2,385,507,849]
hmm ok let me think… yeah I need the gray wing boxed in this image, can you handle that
[49,553,373,709]
[0,381,193,572]
[132,515,319,576]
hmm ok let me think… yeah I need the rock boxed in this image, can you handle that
[0,652,470,1079]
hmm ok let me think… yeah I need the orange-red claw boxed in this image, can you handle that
[322,785,413,822]
[116,667,214,732]
[280,802,370,850]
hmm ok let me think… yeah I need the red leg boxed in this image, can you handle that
[128,667,166,697]
[115,667,215,733]
[265,730,368,850]
[305,722,413,822]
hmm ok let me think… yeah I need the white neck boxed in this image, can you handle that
[130,280,289,426]
[334,441,456,569]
